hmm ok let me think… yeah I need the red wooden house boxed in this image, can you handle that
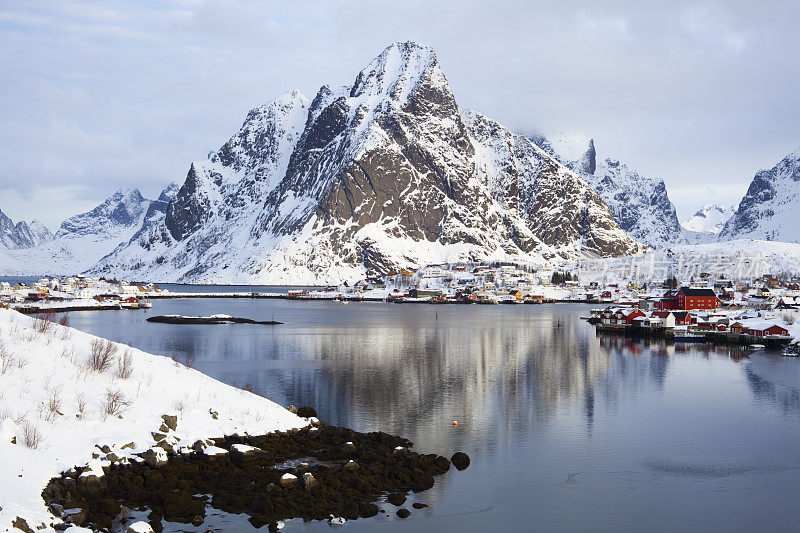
[675,287,720,310]
[657,287,720,311]
[600,308,645,325]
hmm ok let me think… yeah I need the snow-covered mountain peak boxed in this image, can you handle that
[91,42,644,284]
[720,147,800,242]
[111,186,145,204]
[681,204,734,234]
[157,182,180,203]
[349,41,439,104]
[0,210,53,249]
[547,132,593,164]
[57,188,150,238]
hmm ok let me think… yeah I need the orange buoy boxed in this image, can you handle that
[452,420,458,427]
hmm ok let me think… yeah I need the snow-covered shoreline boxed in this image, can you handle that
[0,309,306,531]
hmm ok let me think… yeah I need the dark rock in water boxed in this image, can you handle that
[296,406,317,418]
[358,502,379,518]
[451,452,470,471]
[396,508,410,519]
[149,519,163,533]
[412,502,428,509]
[386,492,406,506]
[146,315,282,325]
[191,514,204,526]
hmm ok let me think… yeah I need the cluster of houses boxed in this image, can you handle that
[348,263,572,303]
[591,285,794,346]
[0,276,166,309]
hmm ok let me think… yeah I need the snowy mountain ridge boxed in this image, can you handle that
[719,148,800,242]
[532,134,684,249]
[90,41,644,284]
[0,210,52,249]
[0,186,176,276]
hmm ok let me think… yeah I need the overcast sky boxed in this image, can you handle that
[1,0,798,229]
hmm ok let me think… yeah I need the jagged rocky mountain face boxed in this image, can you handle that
[0,186,177,276]
[0,210,52,248]
[92,42,644,284]
[533,135,683,249]
[681,204,734,234]
[719,148,800,242]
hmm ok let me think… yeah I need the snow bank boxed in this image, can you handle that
[0,309,306,531]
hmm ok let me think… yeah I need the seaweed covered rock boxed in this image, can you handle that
[43,425,461,528]
[296,406,317,418]
[386,492,406,506]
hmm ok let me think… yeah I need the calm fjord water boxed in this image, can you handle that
[66,297,800,532]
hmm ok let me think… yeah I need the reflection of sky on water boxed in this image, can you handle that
[67,299,800,532]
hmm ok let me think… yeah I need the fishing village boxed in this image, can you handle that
[2,261,799,353]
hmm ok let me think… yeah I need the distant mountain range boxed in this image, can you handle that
[0,185,177,276]
[681,204,735,234]
[0,42,798,281]
[0,211,52,249]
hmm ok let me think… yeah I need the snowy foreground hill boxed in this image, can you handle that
[89,41,643,284]
[0,309,304,531]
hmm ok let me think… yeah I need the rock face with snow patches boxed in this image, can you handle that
[0,210,52,249]
[92,42,644,284]
[534,135,683,249]
[719,148,800,242]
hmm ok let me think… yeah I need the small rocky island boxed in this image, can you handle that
[146,314,282,325]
